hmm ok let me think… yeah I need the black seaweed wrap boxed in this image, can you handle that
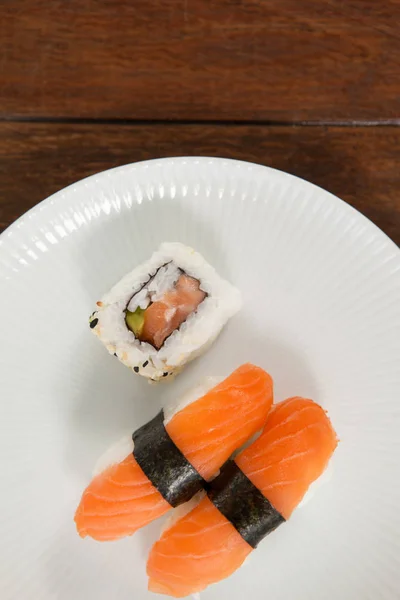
[132,411,205,507]
[208,461,285,548]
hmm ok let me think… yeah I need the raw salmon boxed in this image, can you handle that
[74,364,273,541]
[140,274,206,349]
[147,397,337,597]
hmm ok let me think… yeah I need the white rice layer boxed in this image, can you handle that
[90,242,242,381]
[127,262,182,312]
[93,434,134,477]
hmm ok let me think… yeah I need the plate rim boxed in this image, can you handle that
[1,156,399,258]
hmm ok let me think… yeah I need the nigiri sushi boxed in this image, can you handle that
[147,397,338,597]
[89,242,241,380]
[74,364,273,541]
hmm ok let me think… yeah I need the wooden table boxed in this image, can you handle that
[1,1,399,244]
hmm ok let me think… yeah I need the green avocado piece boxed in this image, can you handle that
[125,307,145,337]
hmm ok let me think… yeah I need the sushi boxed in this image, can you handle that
[147,397,337,597]
[74,364,273,541]
[89,243,241,380]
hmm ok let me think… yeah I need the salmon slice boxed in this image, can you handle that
[147,397,337,597]
[74,364,273,541]
[140,274,206,349]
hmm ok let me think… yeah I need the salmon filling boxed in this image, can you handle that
[125,265,206,349]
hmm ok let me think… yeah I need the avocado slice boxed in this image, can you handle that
[125,307,145,337]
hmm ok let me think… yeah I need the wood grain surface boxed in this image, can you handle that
[1,1,399,247]
[1,0,400,121]
[1,122,399,244]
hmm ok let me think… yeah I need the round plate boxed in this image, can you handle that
[1,158,399,600]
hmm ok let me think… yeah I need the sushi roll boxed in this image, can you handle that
[74,364,273,541]
[147,397,338,597]
[89,242,241,380]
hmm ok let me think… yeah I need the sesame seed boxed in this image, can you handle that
[89,318,99,329]
[134,366,139,373]
[143,360,149,368]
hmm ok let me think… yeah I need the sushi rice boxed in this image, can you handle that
[89,243,241,381]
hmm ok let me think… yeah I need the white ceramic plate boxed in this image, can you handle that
[1,158,399,600]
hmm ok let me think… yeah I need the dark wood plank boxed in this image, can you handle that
[1,1,400,121]
[1,122,399,244]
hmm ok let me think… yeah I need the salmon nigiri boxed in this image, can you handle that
[147,397,337,597]
[74,364,273,541]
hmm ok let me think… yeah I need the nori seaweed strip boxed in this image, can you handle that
[208,461,285,548]
[132,411,205,507]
